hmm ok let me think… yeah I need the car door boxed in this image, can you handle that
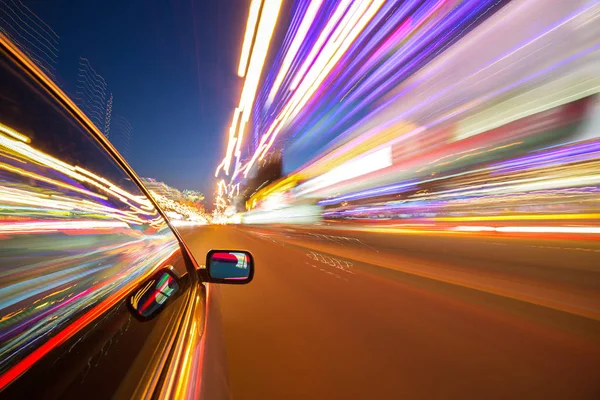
[0,35,230,399]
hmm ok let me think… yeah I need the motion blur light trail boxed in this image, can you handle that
[320,134,600,229]
[217,0,600,237]
[0,123,159,225]
[0,121,180,376]
[217,0,516,179]
[216,0,283,179]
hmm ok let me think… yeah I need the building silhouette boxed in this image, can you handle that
[76,57,110,134]
[104,93,113,138]
[0,0,59,80]
[111,114,132,159]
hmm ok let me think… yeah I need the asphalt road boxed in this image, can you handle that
[180,225,600,399]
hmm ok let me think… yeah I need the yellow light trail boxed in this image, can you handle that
[221,108,242,175]
[0,123,164,225]
[0,122,31,143]
[217,0,283,179]
[238,0,263,78]
[0,162,107,200]
[234,0,283,171]
[433,213,600,222]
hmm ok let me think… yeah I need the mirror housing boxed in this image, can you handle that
[205,250,254,284]
[127,267,181,321]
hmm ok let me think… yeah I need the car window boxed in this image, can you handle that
[0,47,182,377]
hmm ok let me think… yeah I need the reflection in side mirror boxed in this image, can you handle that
[127,268,180,321]
[206,250,254,284]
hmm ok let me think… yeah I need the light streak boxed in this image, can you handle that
[0,161,107,200]
[297,146,392,196]
[454,226,600,234]
[284,0,597,180]
[0,220,130,234]
[289,0,353,90]
[215,0,600,244]
[237,0,263,78]
[216,0,282,178]
[439,213,600,222]
[245,0,386,175]
[0,123,153,214]
[0,121,31,143]
[234,0,283,162]
[266,0,324,105]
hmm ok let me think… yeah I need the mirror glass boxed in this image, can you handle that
[128,269,180,320]
[208,251,252,280]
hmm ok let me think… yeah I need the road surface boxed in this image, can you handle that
[180,225,600,399]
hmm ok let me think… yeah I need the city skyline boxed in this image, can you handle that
[75,57,133,161]
[76,56,109,134]
[110,114,133,160]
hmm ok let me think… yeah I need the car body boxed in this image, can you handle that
[0,33,250,399]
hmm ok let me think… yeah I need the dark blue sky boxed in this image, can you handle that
[27,0,247,195]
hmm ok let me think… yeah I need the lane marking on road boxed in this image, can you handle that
[304,262,347,281]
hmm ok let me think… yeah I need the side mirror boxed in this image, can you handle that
[127,267,181,321]
[205,250,254,284]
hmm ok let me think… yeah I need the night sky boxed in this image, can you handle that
[26,0,247,196]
